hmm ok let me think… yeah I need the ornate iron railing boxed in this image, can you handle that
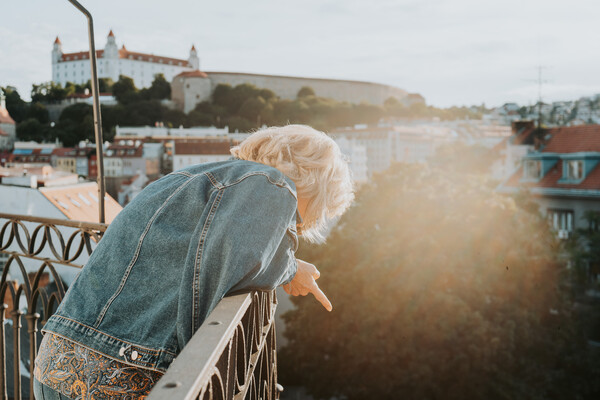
[147,291,280,400]
[0,213,108,400]
[0,213,280,400]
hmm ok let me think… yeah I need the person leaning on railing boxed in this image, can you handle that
[32,125,354,400]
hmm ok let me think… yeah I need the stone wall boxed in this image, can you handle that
[171,71,420,113]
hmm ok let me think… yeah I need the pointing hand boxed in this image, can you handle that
[282,259,332,311]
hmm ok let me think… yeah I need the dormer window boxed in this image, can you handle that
[566,160,583,180]
[524,160,541,180]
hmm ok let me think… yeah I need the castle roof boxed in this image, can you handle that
[59,47,190,67]
[54,36,61,45]
[175,70,208,79]
[108,29,115,37]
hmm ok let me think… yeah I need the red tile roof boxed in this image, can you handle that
[0,107,15,125]
[61,50,104,61]
[106,145,143,158]
[174,140,235,155]
[117,48,189,66]
[54,36,61,45]
[175,70,208,78]
[108,29,115,38]
[52,147,76,157]
[541,125,600,153]
[60,48,189,67]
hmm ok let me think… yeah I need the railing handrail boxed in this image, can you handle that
[147,293,254,400]
[0,213,108,231]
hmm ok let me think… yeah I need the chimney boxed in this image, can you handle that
[511,120,535,135]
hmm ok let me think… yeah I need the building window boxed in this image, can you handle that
[524,160,541,180]
[566,160,583,180]
[548,209,574,232]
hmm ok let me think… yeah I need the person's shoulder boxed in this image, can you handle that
[198,159,297,195]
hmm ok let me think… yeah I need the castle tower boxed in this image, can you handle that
[104,30,118,59]
[103,30,119,83]
[52,36,63,64]
[188,45,200,70]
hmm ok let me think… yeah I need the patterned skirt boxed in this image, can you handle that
[34,333,164,400]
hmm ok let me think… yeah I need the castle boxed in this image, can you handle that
[51,32,423,112]
[52,31,198,89]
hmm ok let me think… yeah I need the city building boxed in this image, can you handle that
[115,125,232,138]
[51,31,198,88]
[490,121,537,181]
[497,124,600,237]
[0,91,16,151]
[172,139,239,171]
[331,123,454,177]
[333,137,368,183]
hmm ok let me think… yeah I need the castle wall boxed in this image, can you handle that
[204,72,409,105]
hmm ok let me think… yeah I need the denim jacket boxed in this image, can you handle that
[42,159,300,372]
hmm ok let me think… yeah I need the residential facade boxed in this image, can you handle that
[497,124,600,237]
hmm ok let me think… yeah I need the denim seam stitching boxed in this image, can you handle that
[192,187,224,331]
[40,331,168,373]
[93,175,198,328]
[171,171,193,177]
[204,172,223,189]
[44,315,178,356]
[222,172,297,199]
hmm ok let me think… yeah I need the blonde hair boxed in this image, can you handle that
[230,124,354,243]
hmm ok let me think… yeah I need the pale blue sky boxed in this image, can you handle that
[2,0,599,107]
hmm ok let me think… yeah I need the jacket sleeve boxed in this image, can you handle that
[176,173,299,349]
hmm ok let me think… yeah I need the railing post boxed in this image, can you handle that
[66,0,106,224]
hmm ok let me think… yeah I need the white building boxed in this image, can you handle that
[115,125,231,138]
[51,31,199,89]
[334,137,368,183]
[172,139,235,171]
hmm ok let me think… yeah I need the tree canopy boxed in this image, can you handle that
[279,163,600,400]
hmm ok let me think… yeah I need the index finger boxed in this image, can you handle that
[309,281,332,312]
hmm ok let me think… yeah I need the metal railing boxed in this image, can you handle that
[147,291,280,400]
[0,213,108,400]
[0,213,280,400]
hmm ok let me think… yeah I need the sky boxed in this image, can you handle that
[2,0,600,108]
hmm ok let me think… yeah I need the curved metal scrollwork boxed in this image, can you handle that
[0,213,107,400]
[148,291,280,400]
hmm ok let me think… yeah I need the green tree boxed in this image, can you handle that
[16,118,47,142]
[31,82,68,103]
[280,164,600,400]
[141,74,171,100]
[297,86,316,98]
[112,75,139,104]
[98,78,114,93]
[1,86,28,123]
[25,102,49,124]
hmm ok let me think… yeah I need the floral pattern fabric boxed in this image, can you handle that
[34,333,163,400]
